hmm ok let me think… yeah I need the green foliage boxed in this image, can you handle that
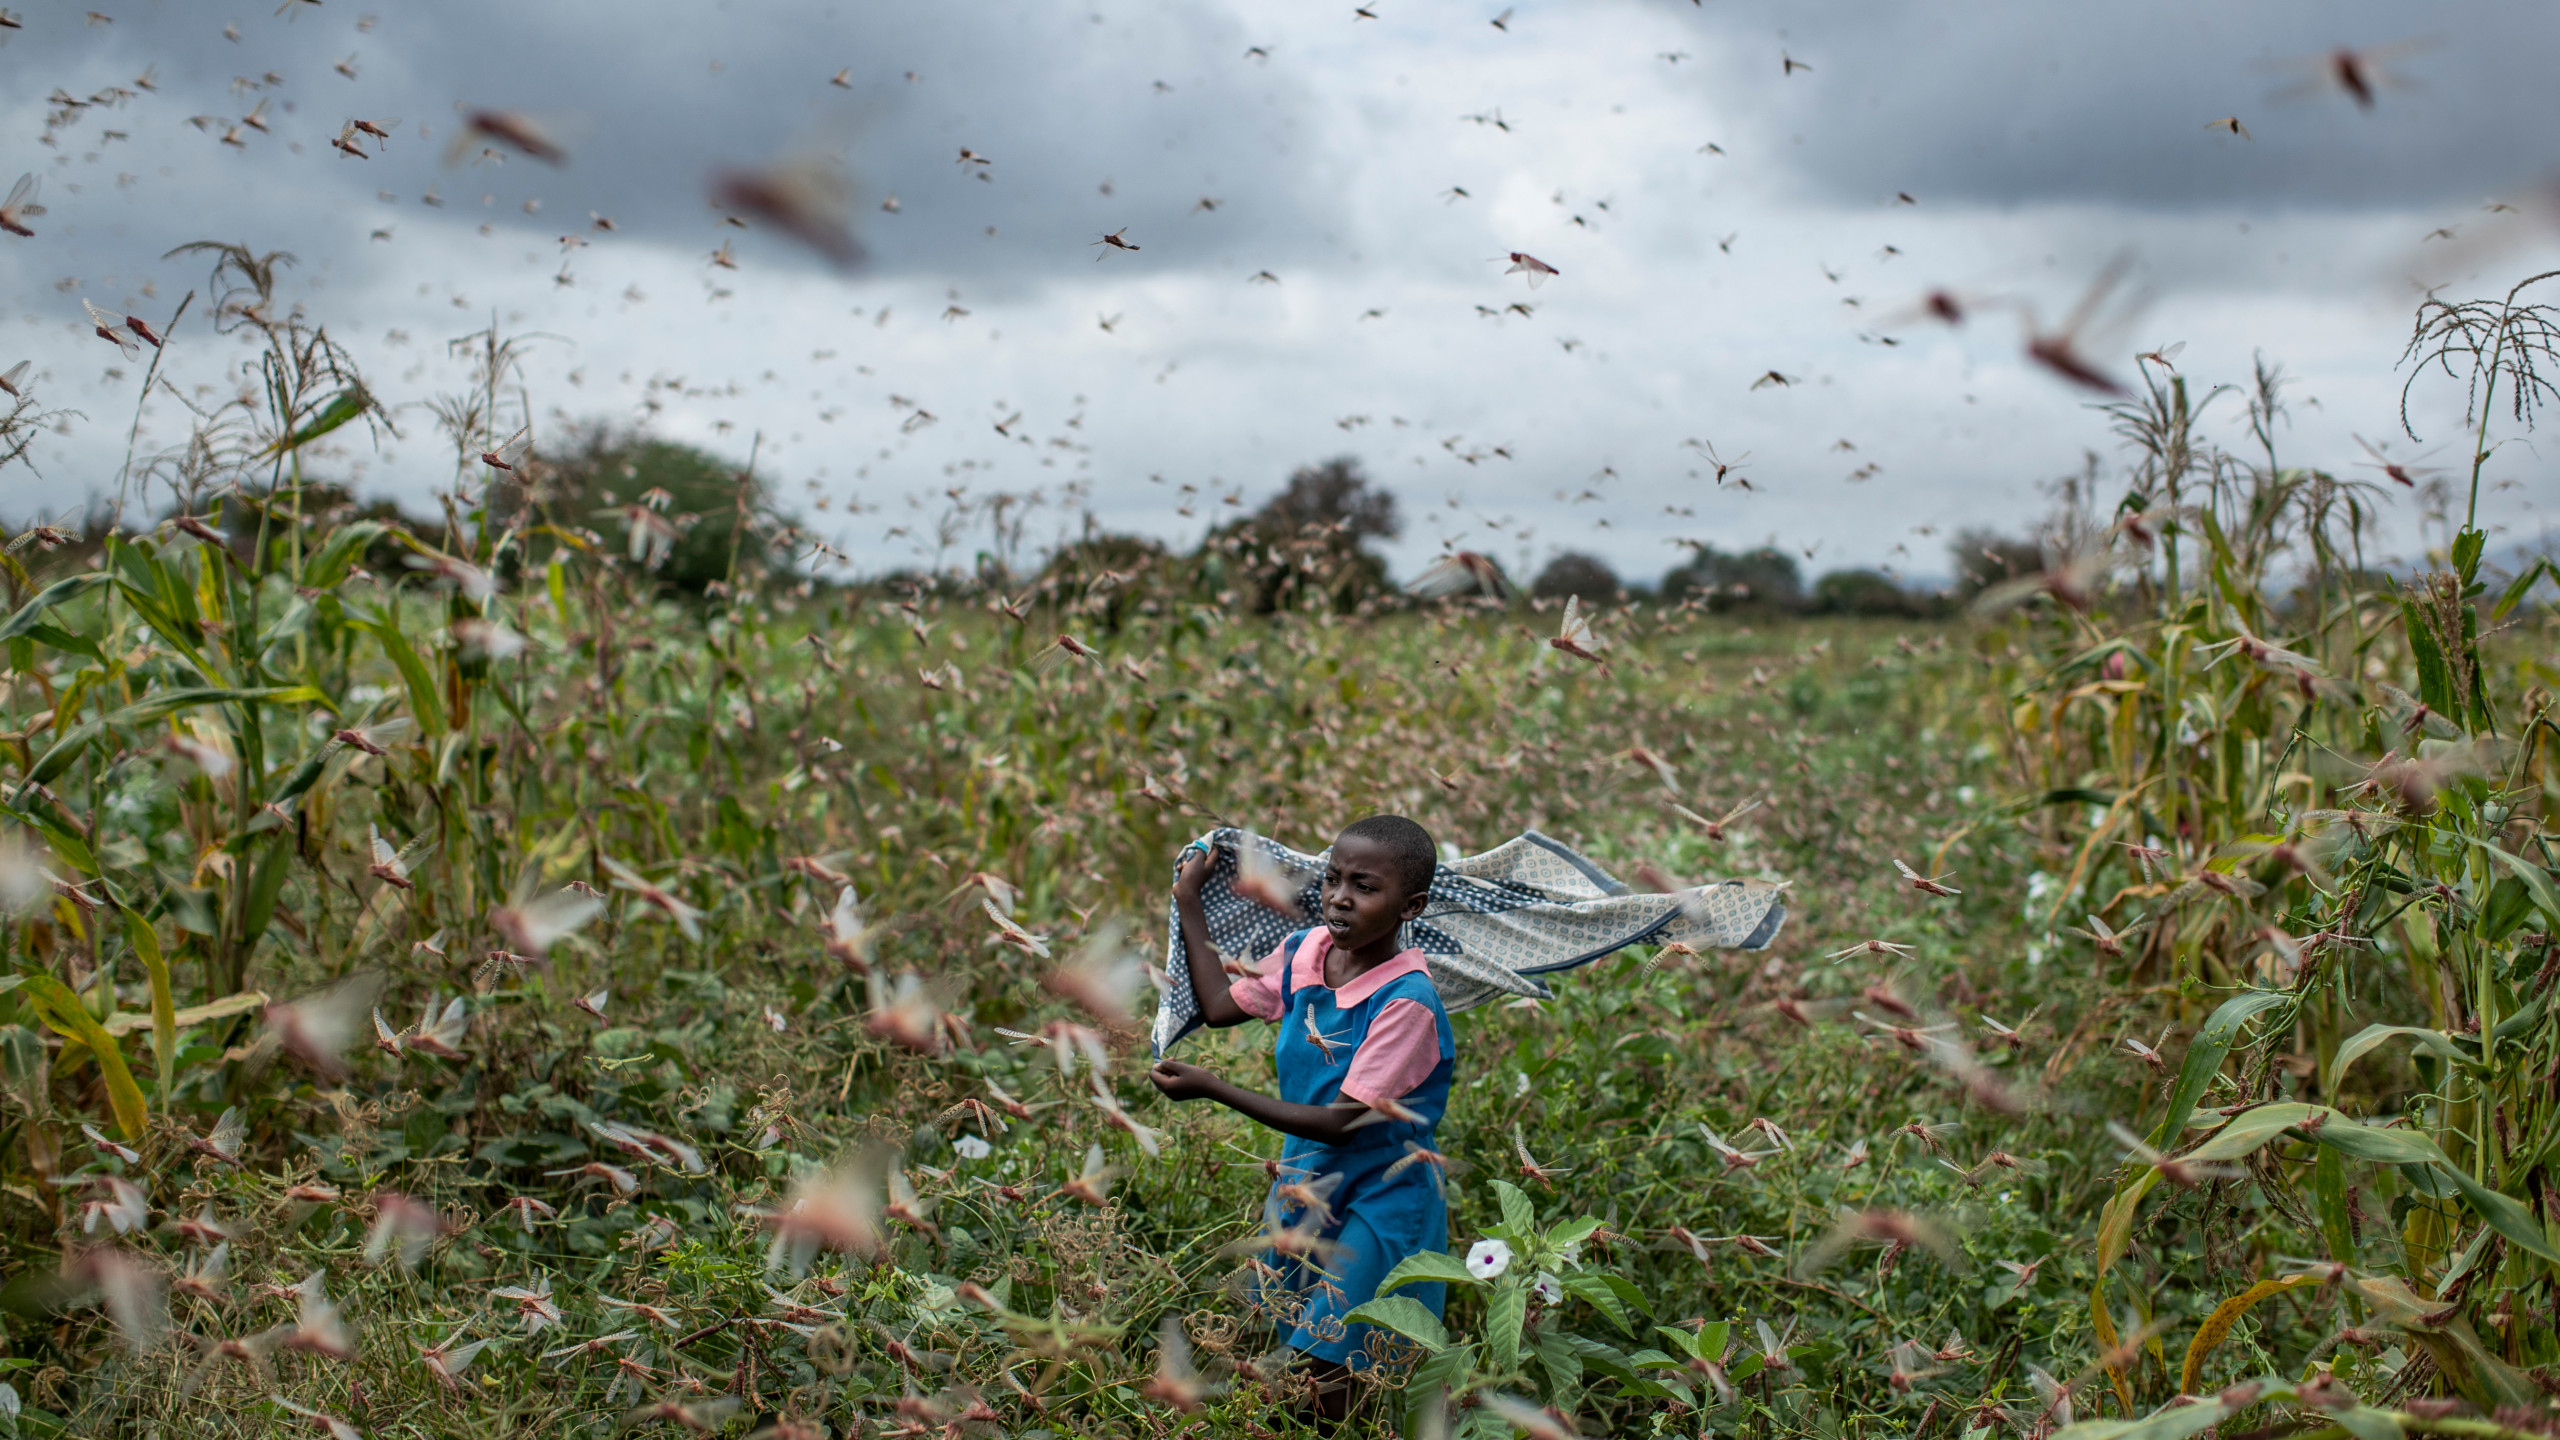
[1812,568,1935,618]
[1197,455,1400,613]
[1662,543,1803,610]
[1,251,2554,1440]
[538,424,770,596]
[1530,552,1622,602]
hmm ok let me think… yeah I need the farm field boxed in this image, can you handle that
[3,389,2556,1438]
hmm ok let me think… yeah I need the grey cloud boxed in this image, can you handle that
[1692,0,2560,210]
[1,0,2548,582]
[3,0,1351,300]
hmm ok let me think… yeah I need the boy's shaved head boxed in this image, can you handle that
[1336,814,1438,901]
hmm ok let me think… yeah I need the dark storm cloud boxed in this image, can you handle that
[1690,0,2560,211]
[2,0,1347,300]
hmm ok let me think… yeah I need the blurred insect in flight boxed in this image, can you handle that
[1503,251,1559,287]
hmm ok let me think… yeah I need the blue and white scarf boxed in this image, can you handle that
[1153,828,1787,1056]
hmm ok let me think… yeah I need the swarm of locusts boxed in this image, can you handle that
[5,297,2556,1439]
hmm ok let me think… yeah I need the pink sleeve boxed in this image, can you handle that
[1340,999,1445,1107]
[1225,940,1290,1023]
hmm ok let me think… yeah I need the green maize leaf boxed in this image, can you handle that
[17,623,102,664]
[300,520,387,591]
[240,832,293,952]
[2186,1102,2319,1162]
[125,684,324,723]
[2095,1168,2160,1277]
[2433,1164,2560,1265]
[2049,1424,2141,1440]
[2187,1107,2560,1264]
[2450,526,2486,585]
[0,799,98,877]
[2400,597,2455,718]
[121,910,176,1100]
[2328,1025,2477,1091]
[18,973,145,1137]
[25,720,109,786]
[2310,1116,2447,1166]
[258,384,373,458]
[267,748,331,807]
[27,686,325,786]
[0,574,110,643]
[1341,1295,1446,1352]
[2314,1145,2355,1266]
[351,610,447,738]
[2148,990,2288,1149]
[2491,994,2548,1045]
[2490,557,2555,621]
[2472,840,2560,929]
[2460,601,2492,731]
[2328,1407,2406,1440]
[1377,1249,1479,1295]
[108,577,220,680]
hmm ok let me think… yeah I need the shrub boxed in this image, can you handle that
[1530,551,1621,601]
[1661,544,1802,611]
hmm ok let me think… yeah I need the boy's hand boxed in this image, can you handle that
[1149,1059,1219,1101]
[1171,845,1213,900]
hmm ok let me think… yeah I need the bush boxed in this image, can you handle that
[1530,551,1621,601]
[1809,567,1932,617]
[1200,456,1400,613]
[1946,527,2042,603]
[1661,544,1802,611]
[536,424,769,596]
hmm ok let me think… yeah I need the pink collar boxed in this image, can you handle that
[1292,928,1431,1007]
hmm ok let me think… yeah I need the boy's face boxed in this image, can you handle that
[1321,833,1429,952]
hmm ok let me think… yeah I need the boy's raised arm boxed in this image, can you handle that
[1173,848,1252,1029]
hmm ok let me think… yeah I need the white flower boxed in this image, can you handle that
[1554,1241,1584,1268]
[1512,1072,1531,1099]
[954,1134,992,1161]
[1465,1239,1513,1280]
[1530,1271,1563,1305]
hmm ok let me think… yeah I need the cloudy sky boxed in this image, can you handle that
[5,0,2559,587]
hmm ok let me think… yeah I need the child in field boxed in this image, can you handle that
[1148,815,1454,1422]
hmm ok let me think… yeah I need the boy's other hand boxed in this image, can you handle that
[1149,1059,1218,1101]
[1172,846,1212,900]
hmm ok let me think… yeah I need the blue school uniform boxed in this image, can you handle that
[1256,928,1457,1370]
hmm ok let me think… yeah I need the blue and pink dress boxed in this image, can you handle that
[1226,927,1457,1370]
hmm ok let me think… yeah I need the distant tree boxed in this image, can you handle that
[535,424,769,596]
[1661,544,1804,611]
[1201,456,1400,613]
[1531,551,1622,601]
[1036,530,1173,633]
[1948,528,2044,603]
[1256,456,1400,543]
[1810,567,1931,617]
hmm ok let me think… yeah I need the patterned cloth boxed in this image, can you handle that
[1152,827,1788,1057]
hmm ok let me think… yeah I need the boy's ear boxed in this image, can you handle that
[1398,889,1429,922]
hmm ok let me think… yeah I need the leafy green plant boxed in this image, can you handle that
[1345,1180,1664,1433]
